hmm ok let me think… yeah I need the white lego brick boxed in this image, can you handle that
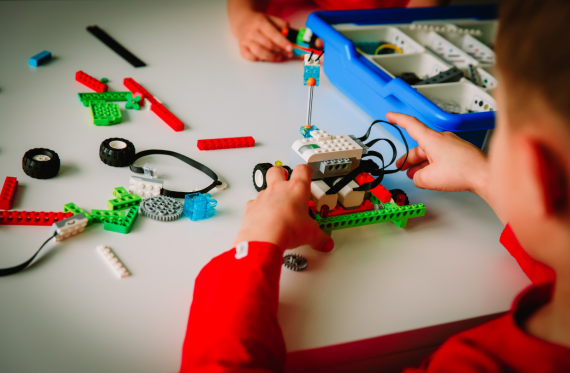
[310,180,338,212]
[49,213,88,242]
[214,180,228,191]
[335,179,365,209]
[128,176,164,198]
[293,134,363,163]
[302,28,313,43]
[97,245,130,279]
[304,52,320,66]
[310,130,331,141]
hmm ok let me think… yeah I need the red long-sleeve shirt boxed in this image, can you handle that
[180,226,568,372]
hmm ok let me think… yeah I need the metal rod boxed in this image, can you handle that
[306,85,314,128]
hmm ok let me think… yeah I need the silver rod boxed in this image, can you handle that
[306,85,314,128]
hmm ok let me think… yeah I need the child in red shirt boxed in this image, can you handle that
[181,0,570,371]
[227,0,442,62]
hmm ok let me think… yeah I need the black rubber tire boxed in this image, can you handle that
[100,138,135,167]
[389,189,410,206]
[22,148,60,179]
[283,165,293,180]
[253,163,272,192]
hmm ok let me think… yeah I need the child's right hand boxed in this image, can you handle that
[388,112,490,197]
[229,10,294,62]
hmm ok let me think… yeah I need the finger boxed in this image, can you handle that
[262,17,293,53]
[315,38,324,49]
[249,41,282,61]
[240,46,259,61]
[289,164,313,185]
[397,146,427,170]
[407,161,430,187]
[307,226,335,252]
[266,166,288,186]
[253,30,283,54]
[244,199,254,213]
[386,112,436,147]
[267,15,289,30]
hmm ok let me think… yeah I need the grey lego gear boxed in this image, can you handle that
[140,195,183,221]
[283,254,308,271]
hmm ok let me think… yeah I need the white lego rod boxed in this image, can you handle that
[306,85,314,128]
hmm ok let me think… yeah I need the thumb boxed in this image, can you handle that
[308,227,334,252]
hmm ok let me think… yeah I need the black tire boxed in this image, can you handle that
[283,165,293,180]
[22,148,60,179]
[100,138,135,167]
[253,163,272,192]
[389,189,410,206]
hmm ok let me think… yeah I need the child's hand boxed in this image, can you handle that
[229,10,294,62]
[388,112,490,196]
[233,165,334,252]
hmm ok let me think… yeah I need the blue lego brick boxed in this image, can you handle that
[29,51,52,67]
[303,65,320,86]
[183,193,217,221]
[300,125,319,138]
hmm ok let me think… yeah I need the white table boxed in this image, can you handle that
[0,2,530,372]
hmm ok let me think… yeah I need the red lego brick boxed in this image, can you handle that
[76,71,108,93]
[0,177,18,210]
[124,77,184,131]
[0,211,74,226]
[150,103,184,131]
[197,136,255,151]
[355,172,392,203]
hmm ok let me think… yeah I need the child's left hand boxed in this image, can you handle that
[233,164,334,253]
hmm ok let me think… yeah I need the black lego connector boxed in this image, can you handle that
[399,72,422,85]
[416,67,464,85]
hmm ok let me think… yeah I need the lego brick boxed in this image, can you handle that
[63,202,93,226]
[335,179,365,209]
[183,193,217,221]
[90,209,127,224]
[124,78,153,102]
[78,91,131,107]
[90,101,122,126]
[97,245,130,278]
[0,211,74,226]
[48,214,88,241]
[293,134,363,163]
[150,102,184,131]
[315,203,426,234]
[310,180,338,212]
[128,176,163,198]
[86,25,146,68]
[319,158,352,176]
[354,172,392,203]
[103,206,139,234]
[29,51,52,67]
[76,71,108,93]
[197,137,255,151]
[0,177,18,210]
[107,187,141,211]
[303,53,321,86]
[416,67,464,85]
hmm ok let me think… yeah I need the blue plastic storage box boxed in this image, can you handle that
[306,5,498,148]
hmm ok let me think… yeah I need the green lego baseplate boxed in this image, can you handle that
[63,203,93,226]
[90,209,127,224]
[107,187,141,210]
[78,91,132,107]
[315,202,426,235]
[90,101,122,126]
[103,206,139,234]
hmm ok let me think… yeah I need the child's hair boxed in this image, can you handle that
[496,0,570,123]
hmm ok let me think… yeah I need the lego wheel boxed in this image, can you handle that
[283,165,293,180]
[22,148,60,179]
[253,163,272,192]
[100,138,136,167]
[389,189,410,207]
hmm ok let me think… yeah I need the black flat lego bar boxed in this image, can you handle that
[86,25,146,68]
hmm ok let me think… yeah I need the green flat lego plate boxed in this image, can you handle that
[79,91,131,107]
[90,101,122,126]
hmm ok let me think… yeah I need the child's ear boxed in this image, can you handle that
[530,139,569,216]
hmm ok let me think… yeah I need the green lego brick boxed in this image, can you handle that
[315,203,426,234]
[63,202,93,226]
[91,209,127,224]
[90,101,122,126]
[103,206,138,234]
[107,187,141,210]
[297,28,307,44]
[78,91,132,107]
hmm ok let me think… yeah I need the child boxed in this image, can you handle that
[228,0,443,62]
[182,0,570,371]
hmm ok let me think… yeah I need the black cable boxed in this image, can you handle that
[316,51,324,61]
[129,150,221,199]
[86,25,146,68]
[0,234,56,277]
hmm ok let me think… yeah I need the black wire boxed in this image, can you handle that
[0,234,56,277]
[308,51,314,61]
[316,51,324,61]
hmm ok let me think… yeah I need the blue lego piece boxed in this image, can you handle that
[293,41,310,57]
[29,51,52,67]
[300,125,320,138]
[303,65,320,86]
[183,193,217,221]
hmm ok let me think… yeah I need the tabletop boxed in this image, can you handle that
[0,1,530,373]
